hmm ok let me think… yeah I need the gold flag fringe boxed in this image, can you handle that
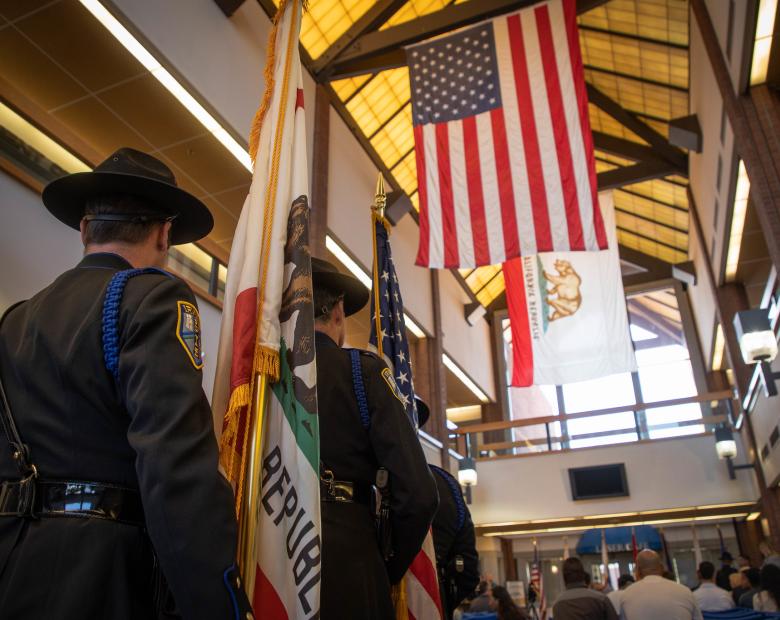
[254,344,280,382]
[248,0,290,163]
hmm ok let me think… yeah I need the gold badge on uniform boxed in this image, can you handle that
[176,301,203,369]
[381,367,405,405]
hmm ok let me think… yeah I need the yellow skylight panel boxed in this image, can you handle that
[466,265,501,292]
[391,150,418,196]
[382,0,451,30]
[298,0,375,60]
[347,67,409,136]
[370,105,413,167]
[331,75,372,102]
[479,271,506,306]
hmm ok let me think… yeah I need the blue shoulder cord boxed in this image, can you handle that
[349,349,371,430]
[101,268,167,383]
[430,464,467,532]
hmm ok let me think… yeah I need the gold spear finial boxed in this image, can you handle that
[373,172,386,218]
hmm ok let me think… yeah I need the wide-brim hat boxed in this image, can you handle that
[311,257,368,317]
[415,396,430,428]
[42,147,213,245]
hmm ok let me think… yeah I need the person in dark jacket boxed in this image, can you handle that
[0,148,251,619]
[716,551,737,591]
[553,557,619,620]
[418,398,479,619]
[737,567,762,608]
[313,258,438,619]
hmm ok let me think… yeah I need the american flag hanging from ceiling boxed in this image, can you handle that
[408,0,608,269]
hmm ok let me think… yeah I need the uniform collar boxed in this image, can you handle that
[77,252,133,270]
[315,329,339,349]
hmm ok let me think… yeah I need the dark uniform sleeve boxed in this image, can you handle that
[118,276,251,620]
[363,355,439,584]
[453,502,480,604]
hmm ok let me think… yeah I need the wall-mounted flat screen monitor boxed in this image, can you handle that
[568,463,629,500]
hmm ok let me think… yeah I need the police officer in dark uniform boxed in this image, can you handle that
[0,148,251,619]
[312,258,439,619]
[417,399,480,620]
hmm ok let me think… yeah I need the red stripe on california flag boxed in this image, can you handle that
[462,116,490,266]
[562,0,607,249]
[295,88,304,110]
[414,124,431,266]
[436,122,459,268]
[230,287,258,388]
[253,566,289,619]
[490,108,520,257]
[506,14,553,252]
[504,258,534,387]
[535,4,584,250]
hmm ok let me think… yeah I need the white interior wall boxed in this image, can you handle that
[687,0,748,362]
[469,434,758,525]
[0,172,220,396]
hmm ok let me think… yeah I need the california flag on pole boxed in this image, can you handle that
[504,191,636,387]
[212,1,321,617]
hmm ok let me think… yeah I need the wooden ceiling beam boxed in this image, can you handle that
[320,0,609,81]
[311,0,408,74]
[586,84,687,170]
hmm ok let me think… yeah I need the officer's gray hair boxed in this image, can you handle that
[83,195,165,246]
[313,288,344,323]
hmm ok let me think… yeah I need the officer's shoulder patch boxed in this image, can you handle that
[176,300,203,369]
[380,367,405,405]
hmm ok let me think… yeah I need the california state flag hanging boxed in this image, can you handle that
[212,1,321,618]
[504,191,636,386]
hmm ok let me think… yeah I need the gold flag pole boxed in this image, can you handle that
[371,173,387,358]
[237,372,269,590]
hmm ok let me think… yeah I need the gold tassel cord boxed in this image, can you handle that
[248,0,290,163]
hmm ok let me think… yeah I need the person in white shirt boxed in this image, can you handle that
[621,550,702,620]
[607,574,635,618]
[693,561,735,612]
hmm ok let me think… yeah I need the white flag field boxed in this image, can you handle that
[504,191,637,387]
[211,1,321,618]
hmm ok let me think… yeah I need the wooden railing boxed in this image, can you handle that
[450,390,736,457]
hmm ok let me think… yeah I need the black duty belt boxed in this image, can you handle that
[320,473,373,506]
[0,479,145,526]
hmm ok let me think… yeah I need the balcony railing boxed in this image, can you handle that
[450,389,736,460]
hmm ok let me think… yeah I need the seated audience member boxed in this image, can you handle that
[716,552,737,590]
[760,539,780,569]
[469,581,493,612]
[552,557,618,620]
[693,561,735,612]
[490,585,529,620]
[738,567,762,608]
[621,550,702,620]
[754,563,780,612]
[607,574,634,617]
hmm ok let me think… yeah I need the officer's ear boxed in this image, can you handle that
[79,218,89,247]
[333,299,346,326]
[156,221,173,252]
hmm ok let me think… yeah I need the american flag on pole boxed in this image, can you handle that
[369,210,443,619]
[531,539,547,620]
[409,0,607,269]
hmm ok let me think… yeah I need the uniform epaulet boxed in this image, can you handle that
[429,464,467,532]
[346,348,381,361]
[102,268,170,382]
